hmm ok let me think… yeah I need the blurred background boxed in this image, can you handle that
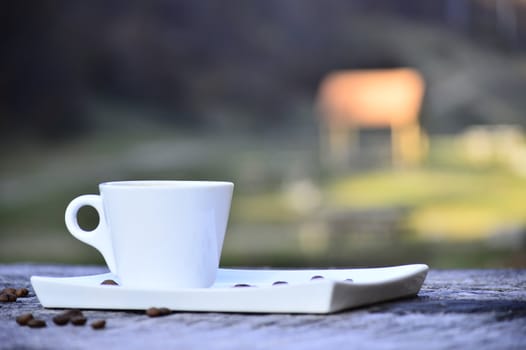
[1,0,526,268]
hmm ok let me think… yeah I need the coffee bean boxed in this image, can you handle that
[1,287,17,294]
[310,275,324,280]
[272,281,288,286]
[146,307,161,317]
[52,314,70,326]
[146,307,171,317]
[0,293,17,302]
[15,288,29,297]
[91,319,106,329]
[233,284,252,288]
[100,279,119,286]
[64,309,84,317]
[71,316,87,326]
[158,307,171,316]
[16,313,34,326]
[52,309,83,325]
[27,319,46,328]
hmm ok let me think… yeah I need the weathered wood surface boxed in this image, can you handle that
[0,264,525,350]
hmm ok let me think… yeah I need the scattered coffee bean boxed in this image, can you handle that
[50,309,83,325]
[158,307,171,316]
[146,307,160,317]
[71,316,87,326]
[272,281,288,286]
[146,307,171,317]
[17,309,108,329]
[27,319,46,328]
[91,320,106,330]
[100,279,119,286]
[64,309,83,317]
[0,293,17,302]
[344,278,354,282]
[146,307,161,317]
[310,275,324,280]
[15,288,29,297]
[52,314,70,326]
[16,313,34,326]
[233,283,252,288]
[1,288,17,295]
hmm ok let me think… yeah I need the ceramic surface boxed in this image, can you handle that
[31,264,428,314]
[64,181,234,289]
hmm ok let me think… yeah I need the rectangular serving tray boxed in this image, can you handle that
[31,264,428,314]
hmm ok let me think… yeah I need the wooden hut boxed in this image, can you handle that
[316,68,426,168]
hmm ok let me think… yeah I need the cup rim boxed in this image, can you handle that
[100,180,234,189]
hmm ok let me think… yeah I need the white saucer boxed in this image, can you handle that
[31,264,428,314]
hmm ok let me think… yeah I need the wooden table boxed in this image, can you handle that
[0,264,525,349]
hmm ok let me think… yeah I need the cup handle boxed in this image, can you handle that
[65,195,117,274]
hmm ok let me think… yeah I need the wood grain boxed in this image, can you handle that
[0,265,525,350]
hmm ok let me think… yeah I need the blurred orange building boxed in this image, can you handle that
[317,68,427,168]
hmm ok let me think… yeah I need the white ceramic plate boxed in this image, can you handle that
[31,264,428,314]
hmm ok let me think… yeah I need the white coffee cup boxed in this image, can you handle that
[65,180,234,289]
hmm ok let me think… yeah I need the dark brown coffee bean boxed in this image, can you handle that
[272,281,288,286]
[27,319,46,328]
[71,316,87,326]
[158,307,171,316]
[64,309,83,317]
[16,313,34,326]
[52,309,83,325]
[91,320,106,330]
[52,314,70,326]
[233,283,252,288]
[146,307,171,317]
[1,287,17,294]
[15,288,29,298]
[0,293,17,302]
[100,279,119,286]
[146,307,161,317]
[310,275,324,280]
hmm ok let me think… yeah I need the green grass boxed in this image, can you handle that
[324,167,526,239]
[229,164,526,241]
[230,193,300,224]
